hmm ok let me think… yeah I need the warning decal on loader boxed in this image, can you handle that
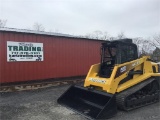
[89,78,106,84]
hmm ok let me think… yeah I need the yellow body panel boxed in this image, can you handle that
[117,73,160,92]
[84,56,160,94]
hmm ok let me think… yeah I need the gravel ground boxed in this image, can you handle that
[0,84,160,120]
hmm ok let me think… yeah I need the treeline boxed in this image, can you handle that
[1,19,160,61]
[81,31,160,62]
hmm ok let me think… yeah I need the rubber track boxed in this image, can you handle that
[116,78,160,111]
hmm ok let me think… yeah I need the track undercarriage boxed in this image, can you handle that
[116,78,160,111]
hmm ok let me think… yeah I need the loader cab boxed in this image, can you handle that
[99,39,138,78]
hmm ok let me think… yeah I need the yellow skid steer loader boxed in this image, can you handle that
[58,39,160,119]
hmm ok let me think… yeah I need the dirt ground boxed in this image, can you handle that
[0,84,160,120]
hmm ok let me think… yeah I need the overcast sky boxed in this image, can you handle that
[0,0,159,38]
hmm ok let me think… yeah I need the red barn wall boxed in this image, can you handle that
[0,31,102,83]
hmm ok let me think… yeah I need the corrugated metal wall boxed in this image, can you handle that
[0,31,102,83]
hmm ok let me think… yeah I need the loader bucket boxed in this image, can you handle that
[57,85,117,119]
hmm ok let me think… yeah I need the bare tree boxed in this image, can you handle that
[84,31,126,41]
[153,33,160,45]
[117,31,126,39]
[133,37,156,56]
[151,33,160,61]
[33,22,45,31]
[0,19,7,28]
[92,30,103,39]
[84,31,112,40]
[101,32,110,40]
[84,33,93,39]
[83,30,102,39]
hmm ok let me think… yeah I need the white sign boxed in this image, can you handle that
[120,66,126,73]
[89,78,106,84]
[7,41,43,62]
